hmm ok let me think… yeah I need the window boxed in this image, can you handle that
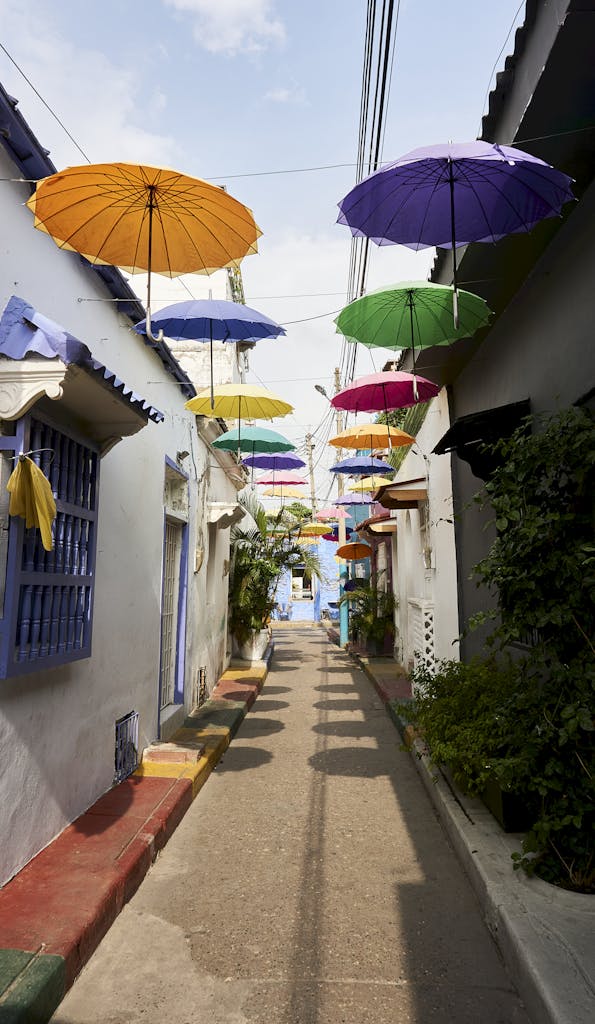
[0,412,99,677]
[291,564,312,600]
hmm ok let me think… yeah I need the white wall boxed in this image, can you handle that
[0,150,237,883]
[391,390,459,670]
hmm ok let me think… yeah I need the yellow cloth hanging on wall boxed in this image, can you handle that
[6,456,57,551]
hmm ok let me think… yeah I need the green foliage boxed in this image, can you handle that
[405,407,595,893]
[229,491,322,643]
[284,501,312,522]
[340,581,395,648]
[377,403,431,471]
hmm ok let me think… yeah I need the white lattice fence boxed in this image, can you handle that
[408,598,435,673]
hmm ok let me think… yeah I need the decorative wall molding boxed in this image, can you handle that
[0,357,65,420]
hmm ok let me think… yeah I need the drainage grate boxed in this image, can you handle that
[114,710,139,783]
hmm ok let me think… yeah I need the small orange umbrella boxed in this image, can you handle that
[336,542,372,561]
[329,422,414,450]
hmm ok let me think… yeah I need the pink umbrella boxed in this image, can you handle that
[322,532,339,542]
[331,370,439,414]
[256,473,307,486]
[316,506,350,521]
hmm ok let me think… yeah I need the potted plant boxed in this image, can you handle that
[340,582,396,656]
[228,493,322,661]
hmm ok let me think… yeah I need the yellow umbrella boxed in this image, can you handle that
[298,522,328,537]
[261,486,306,499]
[185,383,292,420]
[336,542,372,560]
[6,456,56,551]
[348,475,391,492]
[329,422,414,450]
[26,162,261,341]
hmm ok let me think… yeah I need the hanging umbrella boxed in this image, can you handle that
[27,162,261,342]
[243,452,305,471]
[348,475,391,492]
[261,486,307,500]
[186,383,292,421]
[336,542,372,561]
[322,532,339,542]
[329,455,394,476]
[315,507,350,521]
[331,371,439,414]
[6,455,56,552]
[335,281,491,364]
[133,298,285,407]
[329,422,414,451]
[299,522,329,537]
[212,426,295,456]
[335,493,373,506]
[337,141,574,324]
[256,474,307,486]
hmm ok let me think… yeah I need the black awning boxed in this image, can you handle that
[433,400,531,479]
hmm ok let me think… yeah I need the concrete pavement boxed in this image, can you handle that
[51,627,530,1024]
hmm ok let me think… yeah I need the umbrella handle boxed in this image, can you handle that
[145,309,164,344]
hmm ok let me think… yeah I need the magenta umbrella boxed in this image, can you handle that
[331,370,439,414]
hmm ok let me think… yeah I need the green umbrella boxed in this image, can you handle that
[212,425,295,455]
[334,282,492,363]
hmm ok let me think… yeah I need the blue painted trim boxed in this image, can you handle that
[165,454,189,480]
[174,523,189,705]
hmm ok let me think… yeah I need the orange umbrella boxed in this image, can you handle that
[336,542,372,561]
[26,162,261,341]
[329,422,414,450]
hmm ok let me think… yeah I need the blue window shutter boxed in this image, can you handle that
[0,412,100,677]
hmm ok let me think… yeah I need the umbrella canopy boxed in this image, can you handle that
[133,298,286,406]
[329,422,414,450]
[337,141,574,324]
[134,298,285,344]
[348,475,391,492]
[336,542,372,561]
[6,456,57,552]
[315,507,350,521]
[243,452,306,471]
[332,371,439,414]
[261,486,307,499]
[212,426,295,455]
[299,523,329,537]
[322,532,339,542]
[256,473,307,486]
[335,282,491,360]
[329,455,394,476]
[185,384,293,420]
[27,162,261,341]
[335,493,373,506]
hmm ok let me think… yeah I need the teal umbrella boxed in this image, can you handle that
[335,281,491,364]
[212,425,295,456]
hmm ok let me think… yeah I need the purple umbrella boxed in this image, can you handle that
[329,455,394,476]
[337,141,574,323]
[242,452,306,471]
[335,493,373,506]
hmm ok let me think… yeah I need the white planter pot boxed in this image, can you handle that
[237,629,270,662]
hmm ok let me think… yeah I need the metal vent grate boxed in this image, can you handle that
[114,710,139,783]
[192,666,207,709]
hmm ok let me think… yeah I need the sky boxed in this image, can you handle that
[1,0,526,502]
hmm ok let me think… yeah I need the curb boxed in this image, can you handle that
[349,651,595,1024]
[0,644,273,1023]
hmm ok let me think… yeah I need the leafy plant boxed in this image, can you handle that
[228,491,322,644]
[403,407,595,892]
[340,581,396,649]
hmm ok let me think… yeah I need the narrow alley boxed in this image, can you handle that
[53,628,529,1024]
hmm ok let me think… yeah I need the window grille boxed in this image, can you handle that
[0,413,99,678]
[408,598,436,673]
[114,710,139,783]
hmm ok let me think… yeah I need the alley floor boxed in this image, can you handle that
[52,628,530,1024]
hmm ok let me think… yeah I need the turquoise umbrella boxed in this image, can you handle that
[212,425,295,456]
[335,281,492,365]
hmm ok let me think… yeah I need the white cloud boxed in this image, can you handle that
[264,84,306,105]
[163,0,285,55]
[1,1,176,168]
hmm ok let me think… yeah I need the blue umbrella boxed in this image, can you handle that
[134,298,286,407]
[337,141,574,325]
[329,455,394,475]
